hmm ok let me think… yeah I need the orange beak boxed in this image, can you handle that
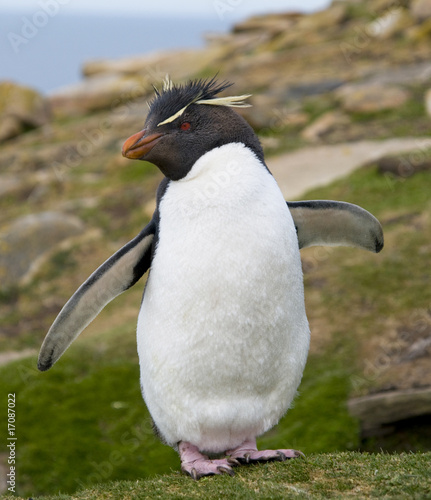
[122,129,164,159]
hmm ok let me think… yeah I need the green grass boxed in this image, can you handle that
[5,452,431,499]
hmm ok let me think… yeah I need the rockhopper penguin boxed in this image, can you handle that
[38,77,384,479]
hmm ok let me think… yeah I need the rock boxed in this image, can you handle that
[260,136,283,152]
[0,212,85,289]
[0,175,24,199]
[359,61,431,87]
[0,115,22,142]
[301,111,350,142]
[348,387,431,437]
[410,0,431,21]
[82,52,165,77]
[283,79,346,101]
[232,12,301,35]
[407,16,431,39]
[82,48,219,84]
[426,88,431,116]
[0,81,50,142]
[296,3,347,30]
[241,94,308,130]
[366,7,414,39]
[55,45,227,118]
[374,152,431,177]
[336,84,411,113]
[49,74,152,117]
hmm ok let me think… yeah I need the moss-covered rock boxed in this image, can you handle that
[0,81,50,142]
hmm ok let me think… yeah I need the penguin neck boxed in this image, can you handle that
[179,142,266,184]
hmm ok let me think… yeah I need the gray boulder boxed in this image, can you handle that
[0,212,85,289]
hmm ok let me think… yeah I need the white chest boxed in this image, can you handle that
[137,143,310,452]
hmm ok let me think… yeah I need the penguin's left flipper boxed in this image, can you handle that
[288,200,384,253]
[38,219,156,372]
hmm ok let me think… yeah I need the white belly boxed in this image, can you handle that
[137,143,310,453]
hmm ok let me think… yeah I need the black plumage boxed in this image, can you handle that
[149,77,234,126]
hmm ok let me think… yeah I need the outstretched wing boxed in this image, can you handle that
[288,200,383,253]
[38,220,156,371]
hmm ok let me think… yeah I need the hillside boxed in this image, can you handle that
[1,0,431,497]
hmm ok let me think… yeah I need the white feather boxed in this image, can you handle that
[162,74,174,92]
[196,94,252,107]
[137,143,310,453]
[157,94,252,126]
[157,104,190,126]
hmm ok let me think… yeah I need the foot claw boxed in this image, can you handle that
[229,448,304,464]
[181,458,234,479]
[217,465,235,476]
[227,457,241,467]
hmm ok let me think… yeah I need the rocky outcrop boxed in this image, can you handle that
[301,111,350,142]
[52,48,222,117]
[0,212,85,289]
[348,387,431,437]
[48,74,152,117]
[373,151,431,177]
[335,84,411,113]
[0,81,50,142]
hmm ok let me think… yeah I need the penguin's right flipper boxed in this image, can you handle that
[38,219,156,372]
[288,200,384,253]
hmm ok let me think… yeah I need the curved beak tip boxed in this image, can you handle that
[122,129,146,159]
[121,130,163,160]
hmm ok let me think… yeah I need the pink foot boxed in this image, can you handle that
[179,441,235,480]
[226,438,304,465]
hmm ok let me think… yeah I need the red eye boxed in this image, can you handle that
[180,122,191,131]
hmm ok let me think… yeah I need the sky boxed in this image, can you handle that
[0,0,331,20]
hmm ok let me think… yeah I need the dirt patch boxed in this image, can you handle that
[0,348,36,367]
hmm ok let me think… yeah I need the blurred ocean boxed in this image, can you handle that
[0,12,228,94]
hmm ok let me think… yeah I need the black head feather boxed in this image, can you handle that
[148,77,234,126]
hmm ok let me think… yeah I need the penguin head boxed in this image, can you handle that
[122,77,264,180]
